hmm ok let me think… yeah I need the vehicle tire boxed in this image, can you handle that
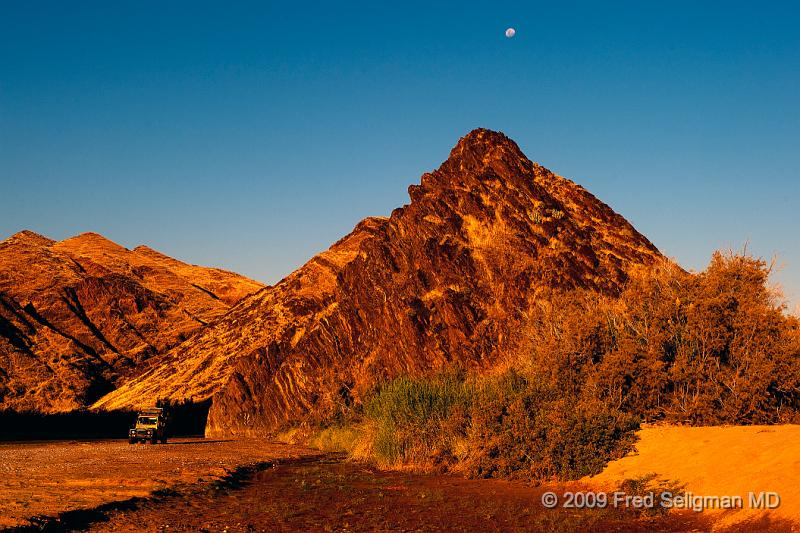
[129,438,136,444]
[151,437,157,445]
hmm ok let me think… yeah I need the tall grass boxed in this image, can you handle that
[355,369,639,481]
[363,373,472,467]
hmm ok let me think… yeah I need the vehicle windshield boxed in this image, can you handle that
[137,416,158,425]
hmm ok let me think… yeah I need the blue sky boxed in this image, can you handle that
[1,1,798,310]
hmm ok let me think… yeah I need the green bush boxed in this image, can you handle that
[463,371,639,480]
[522,252,800,425]
[360,370,639,481]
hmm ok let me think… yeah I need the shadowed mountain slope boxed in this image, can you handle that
[0,231,264,412]
[95,129,663,436]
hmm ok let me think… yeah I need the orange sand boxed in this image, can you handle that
[586,425,800,529]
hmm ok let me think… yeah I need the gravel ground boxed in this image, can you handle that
[0,438,318,528]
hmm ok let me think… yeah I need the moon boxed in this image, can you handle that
[505,28,516,38]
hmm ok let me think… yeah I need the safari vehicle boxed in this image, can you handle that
[129,407,168,444]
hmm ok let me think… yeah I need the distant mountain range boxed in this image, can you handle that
[0,230,263,412]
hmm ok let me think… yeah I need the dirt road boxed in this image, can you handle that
[0,438,318,529]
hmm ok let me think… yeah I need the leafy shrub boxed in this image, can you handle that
[462,371,639,480]
[522,252,800,425]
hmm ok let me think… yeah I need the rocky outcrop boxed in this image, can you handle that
[0,231,264,412]
[95,129,663,436]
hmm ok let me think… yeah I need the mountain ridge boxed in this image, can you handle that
[0,231,264,412]
[94,128,664,436]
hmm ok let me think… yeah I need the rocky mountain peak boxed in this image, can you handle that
[449,128,526,165]
[435,128,535,185]
[407,128,548,219]
[1,230,56,248]
[55,232,130,254]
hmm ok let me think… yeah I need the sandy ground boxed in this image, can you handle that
[585,425,800,530]
[0,438,318,528]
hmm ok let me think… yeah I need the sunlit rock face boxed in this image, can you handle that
[95,129,662,436]
[0,230,263,412]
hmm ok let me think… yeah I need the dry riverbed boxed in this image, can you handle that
[1,433,796,532]
[10,454,710,533]
[0,438,318,529]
